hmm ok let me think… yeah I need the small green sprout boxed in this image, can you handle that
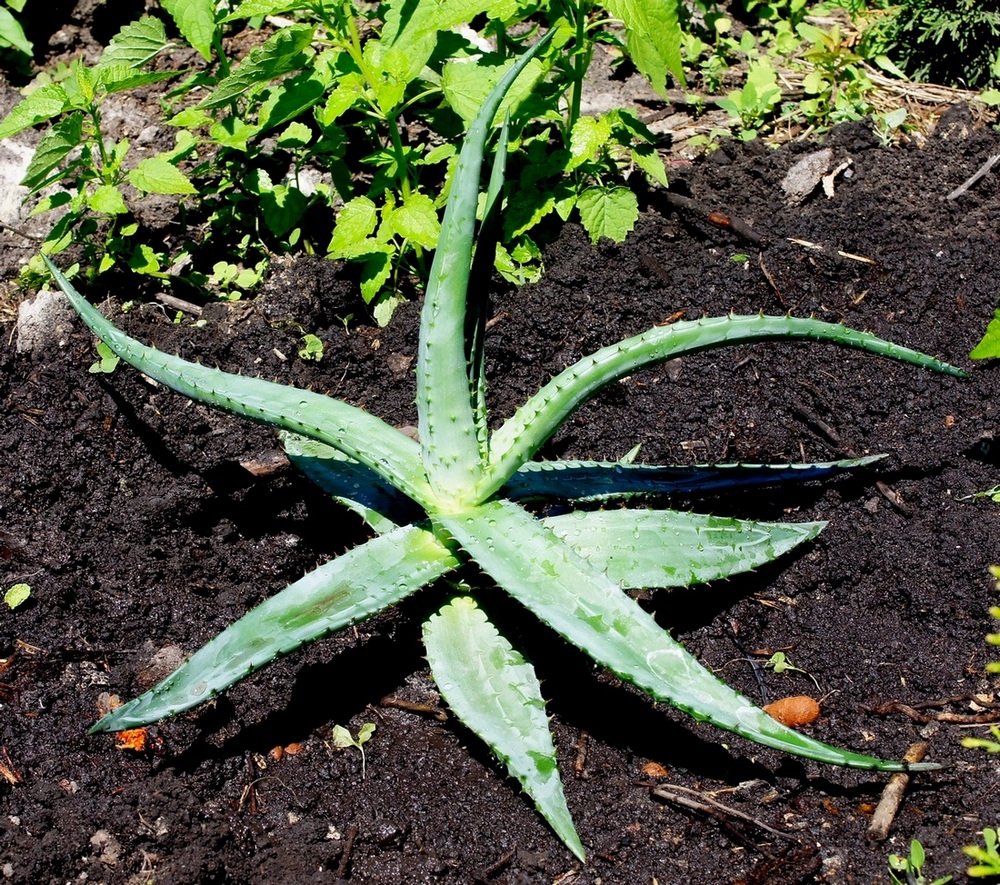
[958,485,1000,503]
[88,341,120,375]
[298,334,324,362]
[965,828,1000,878]
[4,583,30,609]
[332,722,375,779]
[764,651,820,690]
[888,838,953,885]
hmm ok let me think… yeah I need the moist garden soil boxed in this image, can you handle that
[3,20,1000,885]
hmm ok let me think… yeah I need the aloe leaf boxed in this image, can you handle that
[437,500,941,772]
[545,508,824,589]
[281,432,420,534]
[482,314,965,499]
[91,524,460,733]
[504,455,886,502]
[467,114,511,462]
[44,257,433,507]
[423,596,584,861]
[417,34,551,503]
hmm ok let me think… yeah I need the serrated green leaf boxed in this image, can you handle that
[630,143,668,187]
[208,116,260,150]
[318,73,366,124]
[424,597,584,861]
[97,66,179,96]
[441,56,544,128]
[329,196,379,258]
[88,184,129,215]
[223,0,305,22]
[547,508,825,588]
[0,7,32,57]
[98,16,170,69]
[377,0,498,86]
[385,191,440,249]
[971,308,1000,359]
[128,244,161,274]
[257,64,332,133]
[576,186,638,244]
[198,25,315,109]
[276,121,312,148]
[361,250,393,303]
[169,106,213,128]
[30,191,73,217]
[21,113,84,192]
[601,0,684,96]
[161,0,217,62]
[0,84,69,139]
[260,184,306,237]
[568,114,613,170]
[128,155,197,195]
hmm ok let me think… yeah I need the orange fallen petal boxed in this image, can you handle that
[763,695,821,727]
[642,761,669,777]
[115,728,149,752]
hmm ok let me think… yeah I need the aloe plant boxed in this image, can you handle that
[45,38,962,862]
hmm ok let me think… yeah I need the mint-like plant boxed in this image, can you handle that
[45,39,961,861]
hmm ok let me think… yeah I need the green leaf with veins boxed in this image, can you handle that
[98,16,170,69]
[198,25,316,109]
[0,85,70,139]
[160,0,217,62]
[128,156,197,195]
[601,0,684,95]
[45,35,962,861]
[576,186,639,244]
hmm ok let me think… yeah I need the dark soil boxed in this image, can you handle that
[4,27,1000,885]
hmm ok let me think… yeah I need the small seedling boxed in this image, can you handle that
[959,485,1000,504]
[89,341,120,374]
[332,723,375,779]
[965,828,1000,878]
[888,838,953,885]
[764,651,820,690]
[298,334,324,362]
[3,583,30,609]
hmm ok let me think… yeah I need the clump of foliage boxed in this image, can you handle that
[861,0,1000,88]
[888,838,953,885]
[966,828,1000,877]
[46,41,961,859]
[2,0,683,321]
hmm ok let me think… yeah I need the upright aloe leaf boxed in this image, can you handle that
[437,500,939,772]
[424,597,585,861]
[417,34,551,504]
